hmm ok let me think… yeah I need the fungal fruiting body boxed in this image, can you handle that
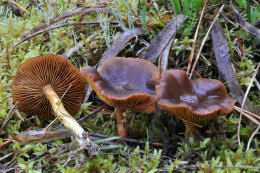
[81,57,159,137]
[156,69,236,137]
[12,54,99,156]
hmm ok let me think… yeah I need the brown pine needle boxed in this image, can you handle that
[233,107,260,126]
[246,125,260,152]
[187,0,208,75]
[236,33,244,61]
[189,4,224,79]
[237,63,260,146]
[234,106,260,121]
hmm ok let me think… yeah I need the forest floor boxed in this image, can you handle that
[0,0,260,172]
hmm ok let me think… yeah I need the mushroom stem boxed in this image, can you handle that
[116,109,127,138]
[184,122,200,139]
[44,85,87,145]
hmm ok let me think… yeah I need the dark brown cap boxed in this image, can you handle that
[81,57,159,113]
[12,54,86,120]
[156,70,236,122]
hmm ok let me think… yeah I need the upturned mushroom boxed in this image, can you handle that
[12,54,99,155]
[81,57,159,137]
[156,69,236,137]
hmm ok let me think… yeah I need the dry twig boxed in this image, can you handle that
[0,21,113,57]
[189,4,224,79]
[234,106,260,122]
[22,7,109,38]
[90,133,163,147]
[0,101,18,134]
[237,63,260,146]
[187,0,208,75]
[0,153,13,162]
[61,32,99,59]
[246,125,260,152]
[78,104,106,123]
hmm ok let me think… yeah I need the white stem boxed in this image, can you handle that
[44,85,86,145]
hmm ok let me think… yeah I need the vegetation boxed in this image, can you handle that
[0,0,259,172]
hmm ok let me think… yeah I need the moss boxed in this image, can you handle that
[0,0,259,172]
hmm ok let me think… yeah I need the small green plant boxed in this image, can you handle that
[236,0,260,24]
[237,57,255,87]
[170,0,204,15]
[0,0,259,172]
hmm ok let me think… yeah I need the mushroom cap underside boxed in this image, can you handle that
[156,70,236,121]
[12,54,86,120]
[81,57,159,113]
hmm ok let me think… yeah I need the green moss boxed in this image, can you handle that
[0,0,259,172]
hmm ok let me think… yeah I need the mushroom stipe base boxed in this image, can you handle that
[184,122,201,139]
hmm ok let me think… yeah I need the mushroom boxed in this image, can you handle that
[156,69,236,137]
[81,57,158,137]
[12,54,99,155]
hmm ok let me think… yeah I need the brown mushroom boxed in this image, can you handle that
[156,69,236,137]
[12,54,99,155]
[81,57,158,137]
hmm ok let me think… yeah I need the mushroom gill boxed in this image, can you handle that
[12,54,99,156]
[13,54,86,120]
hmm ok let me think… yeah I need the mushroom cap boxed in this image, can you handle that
[156,70,236,121]
[12,54,86,120]
[81,57,158,113]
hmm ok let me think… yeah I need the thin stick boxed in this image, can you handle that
[216,165,260,169]
[12,128,73,144]
[255,79,260,92]
[189,4,224,79]
[61,32,98,59]
[60,84,72,100]
[62,41,83,59]
[14,22,103,47]
[236,33,244,61]
[43,116,61,132]
[89,133,163,147]
[223,71,254,85]
[246,125,260,152]
[237,63,260,146]
[0,139,13,150]
[234,106,260,121]
[187,0,208,75]
[0,153,13,162]
[159,164,260,172]
[22,8,108,36]
[15,109,24,121]
[0,21,115,57]
[78,104,106,123]
[233,108,260,126]
[0,101,18,133]
[220,12,237,27]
